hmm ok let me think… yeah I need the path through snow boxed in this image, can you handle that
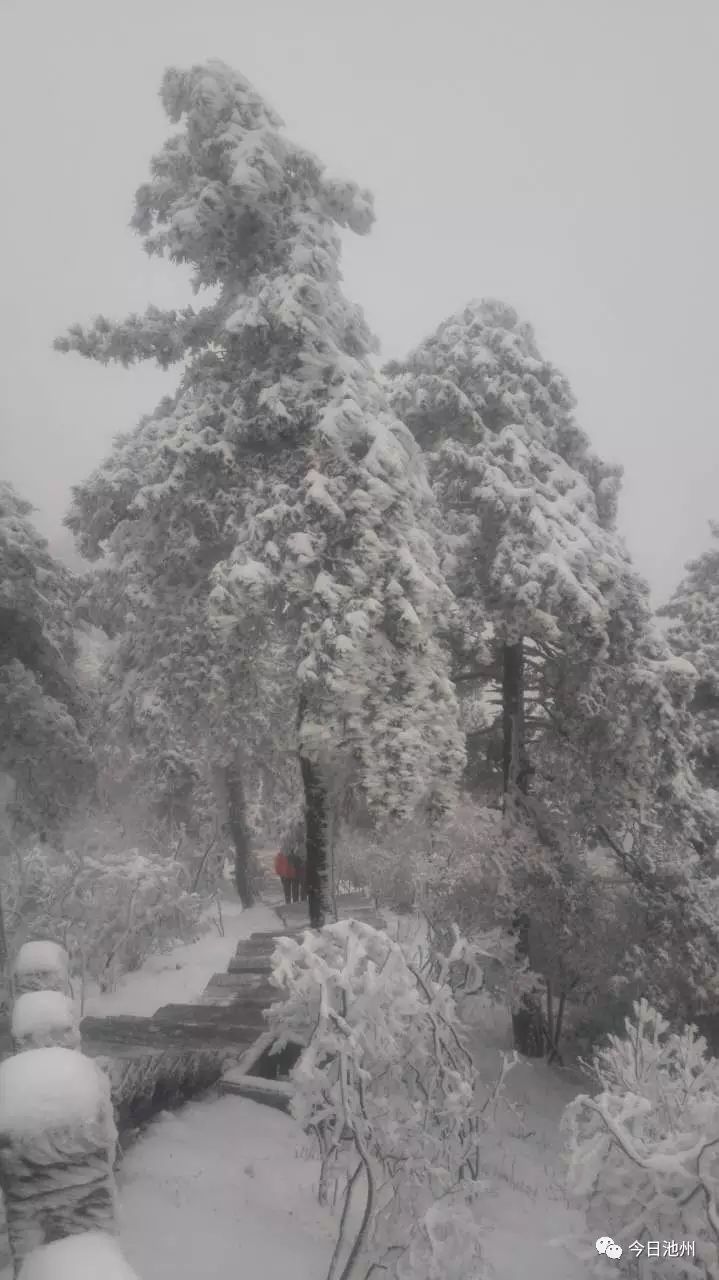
[78,897,282,1019]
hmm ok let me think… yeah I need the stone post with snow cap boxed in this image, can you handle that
[11,943,71,999]
[0,1047,119,1275]
[17,1230,140,1280]
[11,991,81,1053]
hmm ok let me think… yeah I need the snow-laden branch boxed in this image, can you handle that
[562,999,719,1278]
[266,918,508,1280]
[54,305,218,369]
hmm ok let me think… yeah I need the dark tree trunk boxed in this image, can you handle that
[503,639,543,1058]
[502,639,529,799]
[225,756,255,908]
[298,696,328,930]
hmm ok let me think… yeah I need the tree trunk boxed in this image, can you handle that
[225,755,255,908]
[502,639,529,802]
[298,696,328,930]
[503,638,543,1058]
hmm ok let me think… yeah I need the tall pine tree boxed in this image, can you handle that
[57,61,464,927]
[387,299,717,1047]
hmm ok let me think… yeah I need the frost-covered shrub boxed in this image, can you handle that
[503,828,642,1057]
[18,1232,140,1280]
[332,801,506,924]
[562,1000,719,1278]
[332,825,418,909]
[12,991,80,1052]
[336,802,650,1063]
[0,1048,118,1268]
[414,803,508,937]
[268,919,509,1280]
[5,833,207,992]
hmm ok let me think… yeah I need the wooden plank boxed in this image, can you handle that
[81,1014,260,1051]
[159,988,273,1008]
[227,956,273,975]
[198,983,276,1006]
[81,1014,153,1038]
[243,936,294,947]
[219,1072,294,1111]
[153,1003,267,1027]
[200,972,275,991]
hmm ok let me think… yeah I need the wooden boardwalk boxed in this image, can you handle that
[76,894,384,1129]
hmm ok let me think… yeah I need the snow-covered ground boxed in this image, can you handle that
[119,1097,335,1280]
[466,996,592,1277]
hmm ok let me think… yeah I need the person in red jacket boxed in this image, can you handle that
[275,818,307,904]
[274,849,298,904]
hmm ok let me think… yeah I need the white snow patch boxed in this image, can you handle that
[18,1232,139,1280]
[0,1048,109,1138]
[12,991,77,1040]
[13,941,68,980]
[118,1096,335,1280]
[228,557,271,588]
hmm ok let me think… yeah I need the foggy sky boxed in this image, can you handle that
[1,0,717,603]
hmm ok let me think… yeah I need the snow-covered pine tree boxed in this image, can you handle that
[386,300,718,1046]
[659,522,719,791]
[57,60,464,927]
[386,300,621,799]
[386,299,712,846]
[0,482,91,839]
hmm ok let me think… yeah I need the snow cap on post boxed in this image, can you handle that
[0,1047,114,1143]
[0,1049,118,1269]
[12,942,70,998]
[11,992,80,1053]
[18,1232,140,1280]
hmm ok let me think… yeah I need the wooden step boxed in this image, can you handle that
[198,974,276,1007]
[219,1070,294,1112]
[228,956,273,975]
[153,1003,266,1029]
[243,936,294,947]
[202,971,276,992]
[81,1014,260,1052]
[199,991,273,1009]
[199,986,275,1006]
[168,988,272,1008]
[235,941,277,956]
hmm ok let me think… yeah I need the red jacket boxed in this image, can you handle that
[275,851,295,879]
